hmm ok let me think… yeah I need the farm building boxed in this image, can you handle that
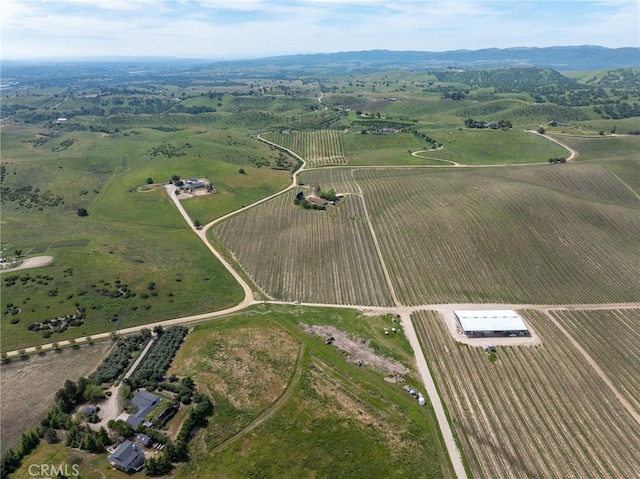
[135,433,154,448]
[126,390,162,429]
[307,196,328,207]
[454,310,530,338]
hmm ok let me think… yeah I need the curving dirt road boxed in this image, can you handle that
[4,132,636,479]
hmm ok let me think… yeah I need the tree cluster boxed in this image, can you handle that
[318,188,338,202]
[441,91,467,100]
[66,423,110,453]
[55,378,100,413]
[147,142,190,159]
[0,184,64,209]
[157,376,196,405]
[177,395,213,444]
[464,118,512,129]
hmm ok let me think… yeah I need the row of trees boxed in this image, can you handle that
[145,395,213,475]
[464,118,512,129]
[129,326,188,386]
[88,333,147,384]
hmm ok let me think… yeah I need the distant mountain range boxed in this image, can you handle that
[218,46,639,72]
[2,46,638,78]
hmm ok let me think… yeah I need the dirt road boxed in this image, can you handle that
[400,312,468,478]
[4,132,636,479]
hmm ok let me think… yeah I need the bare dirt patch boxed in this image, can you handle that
[302,324,408,375]
[175,189,213,200]
[0,342,111,449]
[0,255,54,273]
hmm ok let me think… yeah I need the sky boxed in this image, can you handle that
[1,0,639,60]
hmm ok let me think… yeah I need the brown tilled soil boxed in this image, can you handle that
[0,342,111,449]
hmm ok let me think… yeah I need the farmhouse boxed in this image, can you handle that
[307,196,328,207]
[454,310,530,338]
[185,177,205,188]
[108,440,145,473]
[126,390,162,429]
[180,177,209,192]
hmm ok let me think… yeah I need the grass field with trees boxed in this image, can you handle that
[2,58,639,477]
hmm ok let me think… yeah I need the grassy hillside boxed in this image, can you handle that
[1,124,301,351]
[418,129,568,165]
[1,222,244,352]
[170,305,451,478]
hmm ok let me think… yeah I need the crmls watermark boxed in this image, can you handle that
[28,463,80,478]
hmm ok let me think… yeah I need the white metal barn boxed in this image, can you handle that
[454,310,530,338]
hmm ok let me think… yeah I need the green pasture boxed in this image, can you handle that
[1,220,244,352]
[422,128,568,165]
[2,125,294,352]
[179,164,291,225]
[574,117,640,134]
[172,305,451,479]
[341,128,568,166]
[342,132,447,166]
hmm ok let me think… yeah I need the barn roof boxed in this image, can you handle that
[454,310,528,332]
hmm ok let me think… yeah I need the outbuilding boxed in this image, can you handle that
[454,310,530,338]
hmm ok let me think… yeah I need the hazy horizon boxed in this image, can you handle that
[2,1,638,60]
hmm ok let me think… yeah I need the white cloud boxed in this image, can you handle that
[1,0,638,59]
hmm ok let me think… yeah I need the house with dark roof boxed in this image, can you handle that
[126,391,162,429]
[108,440,145,473]
[135,433,154,448]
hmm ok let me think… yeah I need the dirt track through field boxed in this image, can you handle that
[210,343,306,453]
[539,308,640,426]
[5,132,638,479]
